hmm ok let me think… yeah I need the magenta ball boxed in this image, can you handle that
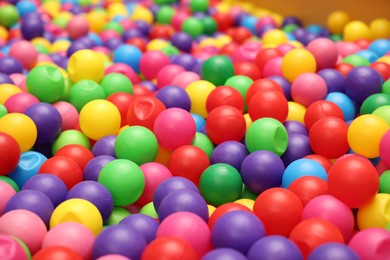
[349,228,390,260]
[105,63,140,84]
[97,255,130,260]
[0,234,29,260]
[139,51,170,80]
[263,57,283,77]
[380,131,390,168]
[66,15,89,40]
[291,73,328,107]
[153,108,196,150]
[156,64,186,89]
[0,181,16,215]
[171,71,200,88]
[4,92,39,113]
[307,38,338,70]
[52,101,79,131]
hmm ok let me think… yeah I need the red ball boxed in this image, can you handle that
[205,105,246,145]
[219,42,239,56]
[304,154,333,172]
[212,12,233,32]
[335,63,354,77]
[288,176,328,206]
[208,202,251,230]
[107,92,135,127]
[253,188,303,236]
[228,27,252,44]
[304,100,345,130]
[54,144,94,171]
[254,48,283,72]
[0,132,20,175]
[133,84,153,97]
[127,96,166,131]
[370,62,390,80]
[206,86,244,113]
[354,39,371,49]
[149,25,174,40]
[309,117,350,159]
[246,78,284,104]
[234,62,262,80]
[289,218,344,257]
[168,145,210,186]
[248,91,288,122]
[141,237,199,260]
[327,154,380,208]
[38,156,83,190]
[32,245,83,260]
[127,37,147,52]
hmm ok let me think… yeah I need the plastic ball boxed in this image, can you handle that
[246,78,284,104]
[171,32,193,53]
[288,176,328,206]
[141,236,198,260]
[201,55,234,87]
[0,234,30,260]
[0,57,23,75]
[171,71,200,89]
[247,235,303,260]
[192,132,214,157]
[344,20,372,42]
[0,181,16,214]
[0,84,22,105]
[83,155,115,181]
[52,101,79,131]
[328,154,379,208]
[308,243,359,260]
[155,85,191,111]
[282,158,328,188]
[281,48,317,82]
[55,144,94,171]
[326,11,351,34]
[253,188,303,236]
[206,86,243,113]
[371,62,390,80]
[348,228,390,260]
[306,38,338,70]
[69,80,106,111]
[317,69,345,93]
[139,51,170,80]
[248,90,288,122]
[357,193,390,229]
[120,214,159,243]
[9,40,38,70]
[210,141,248,171]
[291,73,327,107]
[360,93,390,115]
[127,96,166,131]
[185,80,216,117]
[181,17,203,39]
[106,93,134,127]
[0,5,19,28]
[325,92,356,122]
[287,102,306,123]
[68,49,105,83]
[255,48,283,72]
[0,132,20,175]
[156,64,185,89]
[281,134,312,166]
[284,120,308,135]
[105,206,132,226]
[370,19,390,39]
[33,246,83,260]
[234,61,261,80]
[304,100,344,130]
[52,129,91,155]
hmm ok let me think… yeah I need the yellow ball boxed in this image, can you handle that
[207,204,216,217]
[377,56,390,65]
[347,114,389,158]
[108,3,128,18]
[199,38,217,48]
[42,1,60,18]
[50,39,71,53]
[68,49,105,83]
[344,20,372,42]
[281,48,317,82]
[131,6,153,24]
[185,80,216,118]
[287,102,306,124]
[326,10,351,34]
[0,26,8,41]
[234,198,255,210]
[0,84,22,104]
[50,198,103,236]
[86,11,107,33]
[262,29,288,46]
[244,113,252,130]
[31,37,51,50]
[370,18,390,39]
[0,113,37,152]
[147,39,170,51]
[79,99,121,140]
[357,193,390,230]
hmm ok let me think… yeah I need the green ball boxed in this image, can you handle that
[192,132,214,158]
[0,104,8,119]
[140,201,158,218]
[104,206,131,226]
[61,77,73,102]
[33,44,49,54]
[0,176,20,192]
[52,130,91,155]
[69,80,106,111]
[190,0,209,12]
[0,5,19,28]
[382,79,390,95]
[241,186,258,200]
[201,55,234,86]
[154,0,176,5]
[156,6,175,24]
[99,159,145,206]
[160,44,180,56]
[103,21,124,35]
[200,163,243,206]
[26,65,65,103]
[245,117,288,155]
[343,54,370,67]
[360,93,390,115]
[380,170,390,193]
[181,17,204,39]
[114,126,158,165]
[373,105,390,124]
[100,73,133,96]
[283,24,299,33]
[330,34,343,42]
[225,75,254,113]
[201,16,217,35]
[53,16,68,28]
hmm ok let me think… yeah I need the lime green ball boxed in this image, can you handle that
[201,55,234,86]
[200,163,243,206]
[156,6,175,24]
[26,65,65,103]
[99,159,145,206]
[53,16,69,28]
[0,176,20,192]
[114,126,158,165]
[225,75,253,112]
[373,105,390,124]
[241,186,258,200]
[33,44,49,54]
[343,54,370,67]
[69,80,106,111]
[0,5,19,28]
[192,132,214,158]
[160,44,180,56]
[283,24,299,33]
[78,0,91,7]
[103,21,124,35]
[330,34,343,42]
[201,16,217,35]
[380,170,390,193]
[190,0,209,12]
[140,202,158,218]
[382,79,390,94]
[104,206,131,226]
[360,93,390,115]
[245,118,288,155]
[61,77,73,101]
[52,130,91,155]
[0,104,8,119]
[182,17,204,39]
[99,73,133,96]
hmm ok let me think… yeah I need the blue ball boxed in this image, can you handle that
[191,113,206,132]
[306,24,324,35]
[326,92,357,121]
[113,44,143,73]
[16,0,37,17]
[241,15,258,34]
[356,50,379,63]
[282,158,327,188]
[368,39,390,57]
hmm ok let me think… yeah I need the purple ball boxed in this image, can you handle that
[120,214,159,243]
[0,72,14,84]
[139,81,157,92]
[203,248,247,260]
[153,176,199,211]
[344,66,383,104]
[281,134,313,166]
[49,53,69,69]
[4,190,54,226]
[247,235,303,260]
[211,210,266,254]
[291,28,306,42]
[135,20,151,35]
[157,189,209,222]
[240,150,285,194]
[301,32,320,46]
[256,24,276,37]
[122,28,146,41]
[22,174,68,207]
[66,181,114,222]
[21,15,44,40]
[211,141,248,171]
[171,32,193,52]
[282,16,303,27]
[83,155,116,181]
[308,243,359,260]
[318,68,345,93]
[284,121,308,136]
[171,54,198,71]
[0,57,23,75]
[24,103,62,145]
[155,85,191,111]
[269,75,291,100]
[92,135,117,157]
[104,37,123,51]
[92,224,147,260]
[191,61,203,75]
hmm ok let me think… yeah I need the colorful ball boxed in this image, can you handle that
[33,246,83,260]
[0,132,20,175]
[83,155,115,181]
[141,236,198,260]
[248,90,288,122]
[139,51,170,80]
[307,38,338,70]
[281,133,312,166]
[55,144,94,171]
[247,235,303,260]
[68,49,105,83]
[325,92,356,122]
[357,193,390,229]
[127,96,166,131]
[0,234,30,260]
[210,141,248,171]
[282,158,328,188]
[9,40,38,70]
[0,181,16,214]
[304,100,344,130]
[69,80,106,111]
[291,73,328,107]
[52,101,79,131]
[288,176,328,206]
[155,85,191,111]
[120,214,159,243]
[344,20,372,42]
[52,130,91,155]
[201,55,234,87]
[185,80,216,117]
[281,48,317,82]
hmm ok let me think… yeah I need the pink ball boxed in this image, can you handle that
[138,162,173,206]
[93,46,111,56]
[157,211,211,257]
[37,54,53,64]
[119,20,135,30]
[262,57,283,77]
[100,30,121,42]
[9,73,26,91]
[302,195,354,241]
[0,234,28,260]
[4,92,39,113]
[349,228,390,260]
[232,41,262,63]
[42,222,95,259]
[66,15,89,40]
[276,44,295,55]
[0,209,47,254]
[0,181,16,215]
[140,51,171,80]
[53,101,79,131]
[171,71,200,89]
[105,63,140,84]
[153,108,196,150]
[291,72,328,107]
[97,255,131,260]
[379,131,390,168]
[172,11,191,31]
[336,42,362,58]
[157,64,186,89]
[307,38,339,70]
[8,40,38,70]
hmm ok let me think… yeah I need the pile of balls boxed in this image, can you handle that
[0,0,390,259]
